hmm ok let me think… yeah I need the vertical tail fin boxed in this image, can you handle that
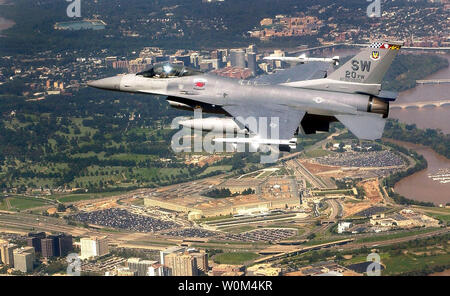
[328,40,403,84]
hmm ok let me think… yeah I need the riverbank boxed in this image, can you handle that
[388,140,450,206]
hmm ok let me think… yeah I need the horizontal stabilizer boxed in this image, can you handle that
[335,113,386,140]
[377,90,398,102]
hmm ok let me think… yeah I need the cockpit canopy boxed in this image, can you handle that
[136,63,203,78]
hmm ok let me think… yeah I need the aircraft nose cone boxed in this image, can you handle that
[88,76,122,91]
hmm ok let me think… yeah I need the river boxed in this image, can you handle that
[390,54,450,134]
[390,55,450,206]
[388,140,450,206]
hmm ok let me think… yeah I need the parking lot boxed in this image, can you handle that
[223,228,297,242]
[162,228,219,238]
[313,151,405,168]
[70,208,179,233]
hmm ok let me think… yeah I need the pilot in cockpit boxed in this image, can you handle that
[137,63,202,79]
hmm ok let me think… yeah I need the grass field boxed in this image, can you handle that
[303,149,332,158]
[0,199,8,210]
[382,252,450,275]
[199,165,232,176]
[355,227,439,244]
[414,207,450,224]
[213,252,260,264]
[7,196,52,210]
[55,191,127,203]
[426,213,450,223]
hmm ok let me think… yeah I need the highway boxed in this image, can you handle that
[340,227,450,250]
[254,227,449,264]
[326,199,342,220]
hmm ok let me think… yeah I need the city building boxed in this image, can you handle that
[230,49,246,68]
[247,52,257,75]
[41,234,65,258]
[216,50,226,68]
[189,250,209,273]
[246,264,281,276]
[147,263,170,276]
[0,242,17,266]
[58,234,74,257]
[210,264,245,276]
[164,252,198,276]
[41,237,56,258]
[80,236,109,260]
[13,247,35,273]
[26,232,45,254]
[127,258,158,276]
[337,222,352,234]
[116,267,138,276]
[160,246,186,265]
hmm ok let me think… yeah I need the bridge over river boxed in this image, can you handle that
[416,79,450,85]
[390,99,450,109]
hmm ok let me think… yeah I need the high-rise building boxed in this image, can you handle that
[127,258,158,276]
[190,250,209,273]
[216,50,227,68]
[247,52,257,75]
[0,243,17,266]
[160,246,185,265]
[230,49,246,68]
[41,235,61,258]
[147,263,170,276]
[26,232,45,254]
[58,234,73,257]
[36,233,72,258]
[175,55,192,67]
[190,53,200,68]
[80,236,109,259]
[0,240,4,264]
[13,247,35,273]
[40,238,54,258]
[165,253,198,276]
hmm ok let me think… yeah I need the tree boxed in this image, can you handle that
[57,203,66,212]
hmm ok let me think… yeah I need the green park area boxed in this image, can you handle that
[414,207,450,224]
[355,228,440,244]
[0,195,53,211]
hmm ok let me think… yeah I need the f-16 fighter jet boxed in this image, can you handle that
[89,41,403,152]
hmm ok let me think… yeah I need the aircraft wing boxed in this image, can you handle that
[251,62,330,85]
[222,103,305,141]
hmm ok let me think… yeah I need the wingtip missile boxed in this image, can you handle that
[263,55,340,65]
